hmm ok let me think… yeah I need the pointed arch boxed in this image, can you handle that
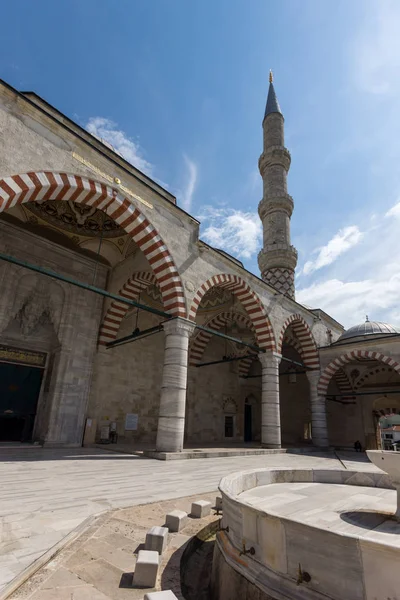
[318,351,400,396]
[98,271,157,345]
[189,310,255,365]
[0,171,186,317]
[189,274,276,351]
[278,314,319,369]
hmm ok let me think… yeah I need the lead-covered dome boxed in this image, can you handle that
[337,319,400,342]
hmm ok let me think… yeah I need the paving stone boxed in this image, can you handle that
[144,591,178,599]
[145,526,168,554]
[0,447,357,591]
[191,500,211,518]
[165,511,188,532]
[133,550,159,588]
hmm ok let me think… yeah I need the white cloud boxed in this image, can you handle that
[302,226,363,275]
[177,155,198,212]
[199,206,262,259]
[352,1,400,95]
[297,271,400,329]
[297,200,400,328]
[86,117,154,176]
[385,201,400,218]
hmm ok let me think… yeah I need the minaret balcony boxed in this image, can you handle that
[258,245,298,272]
[259,146,291,175]
[258,194,294,219]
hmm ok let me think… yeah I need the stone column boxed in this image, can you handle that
[259,352,282,448]
[156,318,195,452]
[306,370,329,448]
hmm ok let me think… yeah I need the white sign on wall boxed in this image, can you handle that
[125,413,138,431]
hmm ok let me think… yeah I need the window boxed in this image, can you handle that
[225,415,234,438]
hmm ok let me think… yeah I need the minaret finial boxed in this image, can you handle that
[269,70,273,84]
[366,315,369,322]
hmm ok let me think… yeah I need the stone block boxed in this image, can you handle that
[165,510,188,532]
[191,500,212,518]
[215,496,223,511]
[145,526,168,554]
[144,591,178,599]
[133,550,159,588]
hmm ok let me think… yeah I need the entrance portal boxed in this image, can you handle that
[244,403,252,442]
[0,363,43,441]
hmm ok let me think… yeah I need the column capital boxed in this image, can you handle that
[259,351,282,368]
[162,317,196,338]
[306,369,321,385]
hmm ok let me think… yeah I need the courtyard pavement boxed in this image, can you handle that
[0,447,378,595]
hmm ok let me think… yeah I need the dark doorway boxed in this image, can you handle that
[244,403,252,442]
[0,363,43,441]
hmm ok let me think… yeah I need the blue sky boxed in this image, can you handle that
[1,0,400,328]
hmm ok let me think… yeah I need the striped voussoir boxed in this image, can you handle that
[282,332,302,356]
[189,274,276,351]
[318,351,400,396]
[334,368,355,400]
[98,271,156,345]
[189,310,255,366]
[0,172,186,318]
[278,314,319,369]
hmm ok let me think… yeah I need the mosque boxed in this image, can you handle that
[0,73,399,453]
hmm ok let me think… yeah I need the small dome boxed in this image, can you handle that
[338,319,400,342]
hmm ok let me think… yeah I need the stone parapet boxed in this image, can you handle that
[258,146,291,175]
[258,193,294,219]
[258,245,298,272]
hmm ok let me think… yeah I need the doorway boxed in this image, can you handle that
[0,362,44,441]
[244,403,252,442]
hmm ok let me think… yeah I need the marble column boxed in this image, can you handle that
[260,352,282,448]
[306,369,329,447]
[156,317,195,452]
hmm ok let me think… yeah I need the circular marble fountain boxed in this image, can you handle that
[210,466,400,600]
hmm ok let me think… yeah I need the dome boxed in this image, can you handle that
[337,319,400,342]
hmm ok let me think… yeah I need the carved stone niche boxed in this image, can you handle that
[2,274,64,344]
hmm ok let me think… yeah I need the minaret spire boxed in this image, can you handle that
[258,74,298,298]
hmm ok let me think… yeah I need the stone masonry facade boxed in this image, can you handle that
[0,77,352,450]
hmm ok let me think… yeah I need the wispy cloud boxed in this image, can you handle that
[86,117,154,176]
[385,200,400,218]
[352,0,400,95]
[297,204,400,327]
[199,206,262,259]
[177,155,198,212]
[297,271,400,329]
[302,225,363,275]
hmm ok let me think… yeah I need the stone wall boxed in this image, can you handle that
[0,80,347,448]
[0,221,107,445]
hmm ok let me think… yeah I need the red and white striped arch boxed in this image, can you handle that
[318,351,400,396]
[98,271,156,345]
[0,172,186,318]
[189,274,276,351]
[189,310,255,366]
[278,314,319,369]
[334,368,355,400]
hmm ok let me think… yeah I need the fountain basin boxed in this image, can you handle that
[367,449,400,482]
[211,467,400,600]
[367,449,400,518]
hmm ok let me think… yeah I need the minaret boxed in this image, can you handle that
[257,71,298,299]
